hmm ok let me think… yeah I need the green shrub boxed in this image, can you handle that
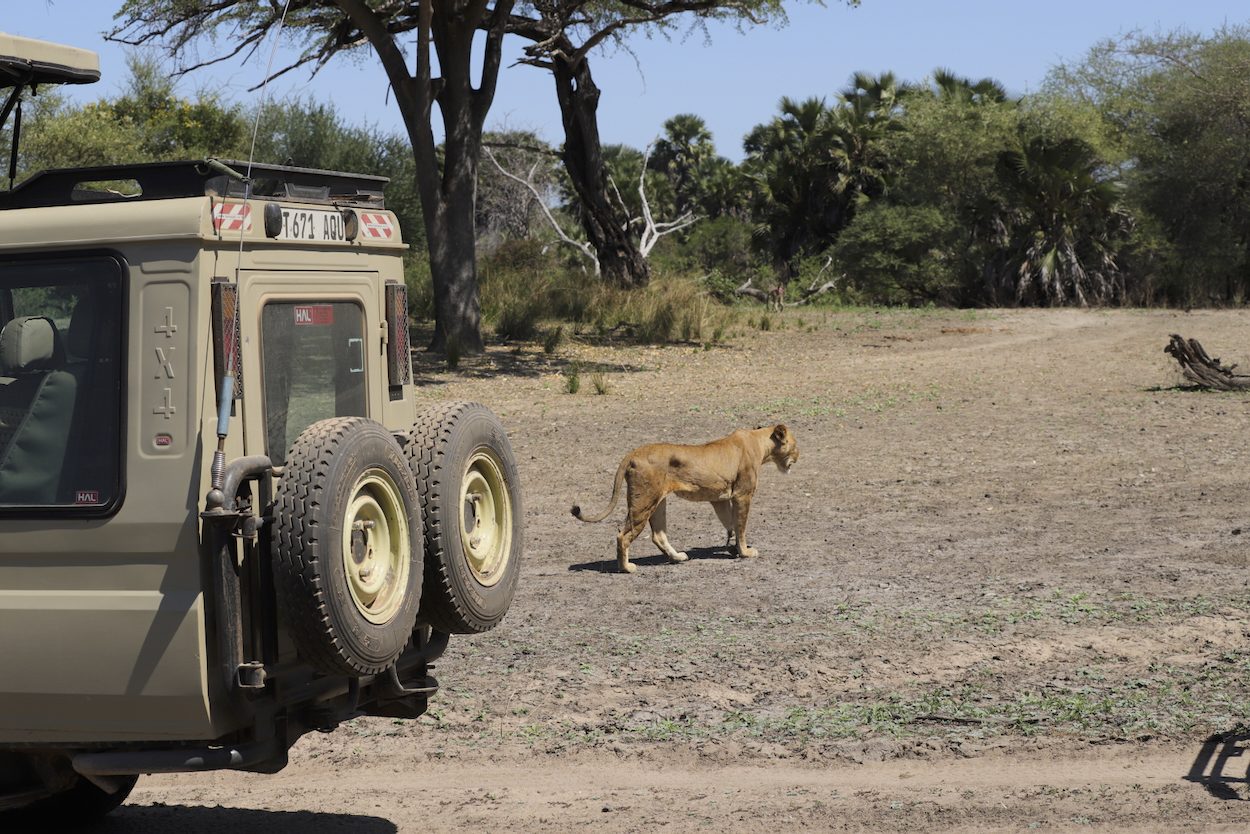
[403,253,435,320]
[494,300,543,342]
[564,362,581,394]
[543,324,566,354]
[639,301,677,344]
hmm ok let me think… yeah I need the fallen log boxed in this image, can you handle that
[732,272,846,307]
[732,276,770,304]
[1164,334,1250,390]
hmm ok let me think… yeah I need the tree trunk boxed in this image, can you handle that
[1164,334,1250,390]
[551,50,650,290]
[336,0,511,355]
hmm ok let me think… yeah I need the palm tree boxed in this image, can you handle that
[838,70,915,119]
[930,68,1011,105]
[991,135,1131,305]
[830,71,913,209]
[687,155,749,219]
[744,97,843,275]
[650,114,716,215]
[744,77,916,277]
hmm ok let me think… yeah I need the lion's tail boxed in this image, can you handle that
[571,456,630,523]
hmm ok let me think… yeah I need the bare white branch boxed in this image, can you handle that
[637,139,703,257]
[483,146,600,277]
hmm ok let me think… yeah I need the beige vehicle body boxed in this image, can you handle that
[0,34,522,824]
[0,160,420,741]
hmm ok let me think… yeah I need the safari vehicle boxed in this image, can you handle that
[0,34,522,826]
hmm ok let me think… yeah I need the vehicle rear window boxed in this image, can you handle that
[260,301,367,466]
[0,256,124,513]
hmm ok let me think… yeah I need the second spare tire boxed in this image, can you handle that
[408,401,523,634]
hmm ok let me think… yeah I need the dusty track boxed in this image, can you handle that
[111,307,1250,832]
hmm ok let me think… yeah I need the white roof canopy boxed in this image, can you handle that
[0,32,100,89]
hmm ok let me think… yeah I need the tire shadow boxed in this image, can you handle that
[1185,731,1250,800]
[568,545,739,573]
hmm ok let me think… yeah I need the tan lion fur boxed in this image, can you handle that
[571,425,799,573]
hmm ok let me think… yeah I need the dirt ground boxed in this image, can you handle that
[111,307,1250,832]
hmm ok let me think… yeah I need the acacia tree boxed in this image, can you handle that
[111,0,514,353]
[501,0,860,289]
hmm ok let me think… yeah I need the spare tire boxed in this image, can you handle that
[272,417,422,676]
[408,402,523,634]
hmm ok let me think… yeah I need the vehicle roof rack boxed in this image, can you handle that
[0,159,388,211]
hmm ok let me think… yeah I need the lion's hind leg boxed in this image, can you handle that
[616,516,646,574]
[617,491,664,574]
[648,497,688,564]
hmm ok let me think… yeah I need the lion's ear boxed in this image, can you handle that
[752,422,763,431]
[771,424,788,442]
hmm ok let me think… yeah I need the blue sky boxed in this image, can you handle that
[7,1,1246,163]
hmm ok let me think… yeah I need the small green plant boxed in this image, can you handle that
[564,361,581,394]
[446,336,462,370]
[591,370,609,395]
[758,314,772,332]
[543,324,565,354]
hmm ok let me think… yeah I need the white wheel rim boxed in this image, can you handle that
[460,449,512,587]
[342,469,410,624]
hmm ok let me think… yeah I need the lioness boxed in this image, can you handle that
[572,425,799,573]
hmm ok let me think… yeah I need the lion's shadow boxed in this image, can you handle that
[568,545,739,573]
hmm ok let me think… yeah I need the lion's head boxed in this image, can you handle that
[770,424,799,474]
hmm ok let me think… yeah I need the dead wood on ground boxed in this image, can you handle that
[732,273,846,307]
[1164,334,1250,390]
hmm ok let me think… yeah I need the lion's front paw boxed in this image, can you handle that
[620,561,637,574]
[669,551,688,563]
[738,546,758,559]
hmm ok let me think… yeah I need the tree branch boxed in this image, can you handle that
[483,146,600,276]
[637,139,702,256]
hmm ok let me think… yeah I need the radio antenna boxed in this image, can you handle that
[235,0,295,274]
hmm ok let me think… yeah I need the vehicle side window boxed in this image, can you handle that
[260,301,367,466]
[0,257,124,512]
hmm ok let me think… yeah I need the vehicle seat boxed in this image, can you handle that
[0,316,77,504]
[65,294,96,361]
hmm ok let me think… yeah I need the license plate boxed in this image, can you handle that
[277,208,348,242]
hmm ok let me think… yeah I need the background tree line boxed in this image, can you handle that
[479,23,1250,311]
[7,22,1250,343]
